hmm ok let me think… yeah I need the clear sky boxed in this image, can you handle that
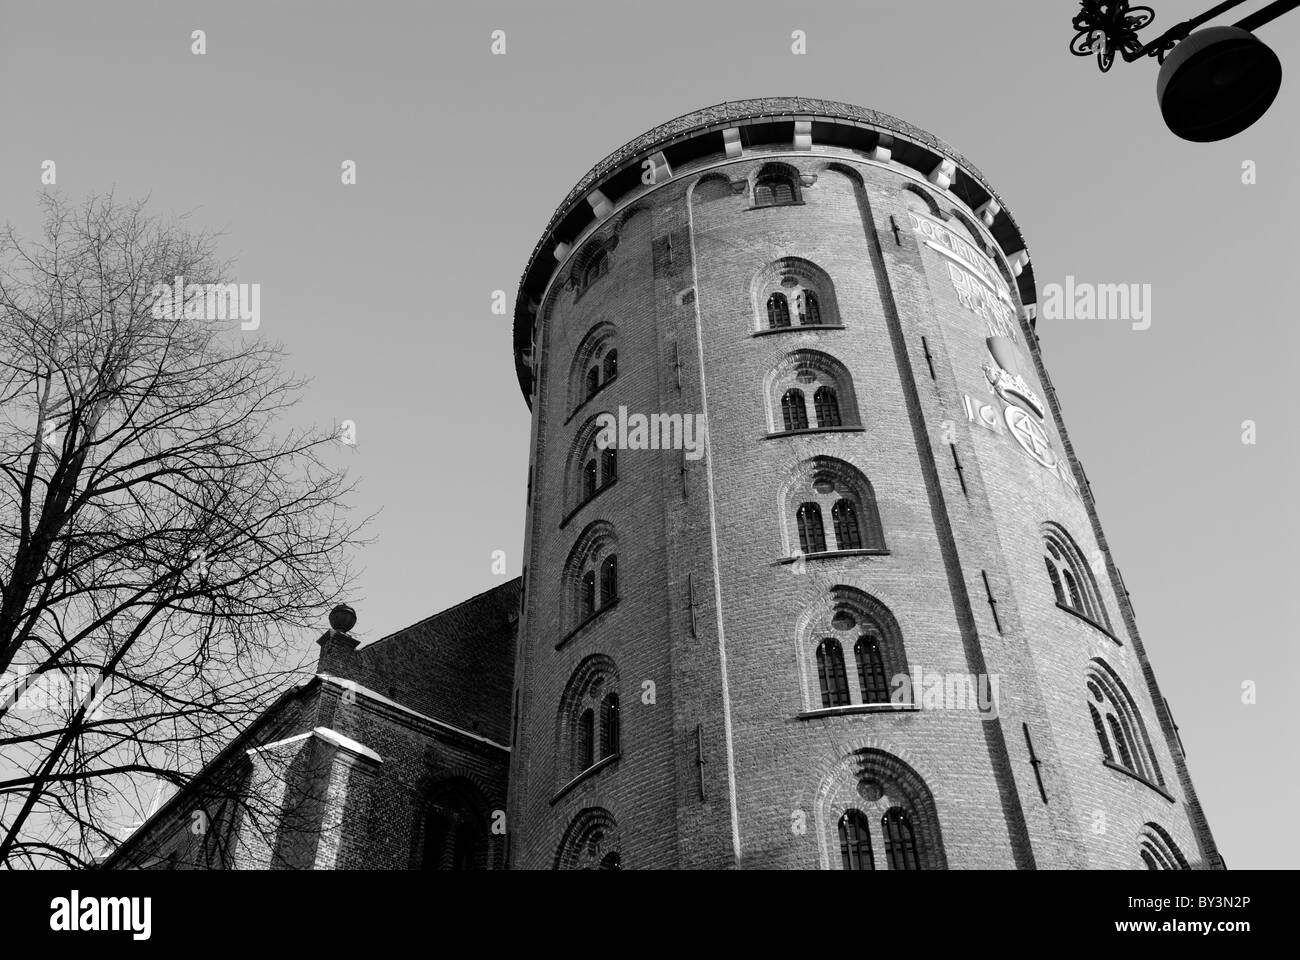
[1,0,1295,868]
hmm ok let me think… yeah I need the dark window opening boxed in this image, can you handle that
[600,693,620,759]
[816,638,850,707]
[767,292,791,328]
[797,502,827,554]
[813,386,841,428]
[855,633,890,704]
[781,388,808,431]
[600,555,618,606]
[838,810,874,870]
[882,807,920,870]
[755,175,797,206]
[581,571,596,620]
[832,499,862,550]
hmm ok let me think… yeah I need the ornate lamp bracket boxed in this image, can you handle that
[1070,1,1167,71]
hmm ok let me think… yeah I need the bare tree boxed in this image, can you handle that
[0,193,365,868]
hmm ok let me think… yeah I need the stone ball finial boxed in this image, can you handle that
[329,603,357,634]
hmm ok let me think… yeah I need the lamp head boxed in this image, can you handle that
[1157,25,1283,142]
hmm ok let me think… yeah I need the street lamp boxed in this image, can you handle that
[1070,0,1297,140]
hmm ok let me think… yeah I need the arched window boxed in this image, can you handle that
[1087,686,1113,764]
[855,633,890,704]
[1087,663,1164,786]
[1061,564,1083,610]
[555,808,621,870]
[838,810,874,870]
[568,323,619,414]
[752,258,840,334]
[1044,556,1065,604]
[600,693,620,758]
[1107,714,1135,771]
[882,808,920,870]
[1043,525,1110,630]
[781,388,808,432]
[816,638,850,707]
[767,292,791,328]
[797,502,827,554]
[578,708,595,769]
[1140,823,1189,870]
[1089,679,1130,765]
[813,386,841,428]
[421,784,488,871]
[564,521,617,634]
[583,249,609,288]
[558,656,621,786]
[422,810,453,870]
[821,748,947,870]
[782,458,885,560]
[798,290,821,325]
[567,416,619,518]
[755,170,798,206]
[766,350,860,436]
[800,588,909,714]
[831,499,862,550]
[600,555,618,606]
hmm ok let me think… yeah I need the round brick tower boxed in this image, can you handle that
[507,98,1221,870]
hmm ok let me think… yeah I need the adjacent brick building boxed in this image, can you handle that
[110,97,1220,871]
[104,581,519,870]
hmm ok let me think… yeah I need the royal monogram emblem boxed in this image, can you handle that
[1004,405,1057,468]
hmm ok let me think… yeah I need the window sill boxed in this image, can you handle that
[560,480,617,530]
[555,600,619,651]
[797,703,918,720]
[1056,602,1121,646]
[762,426,865,441]
[550,752,621,805]
[565,375,618,426]
[748,201,807,211]
[777,548,889,565]
[1102,758,1175,803]
[752,324,845,338]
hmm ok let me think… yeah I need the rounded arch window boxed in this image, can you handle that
[753,164,801,206]
[751,258,840,332]
[567,322,620,414]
